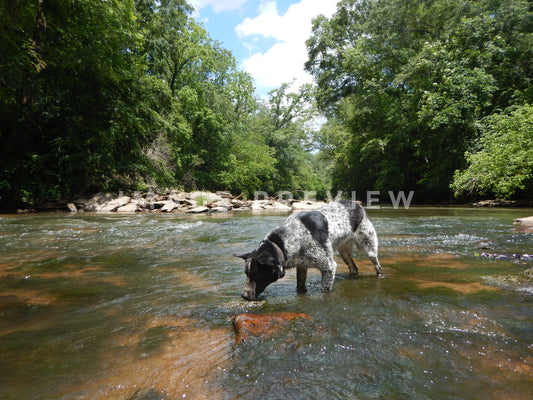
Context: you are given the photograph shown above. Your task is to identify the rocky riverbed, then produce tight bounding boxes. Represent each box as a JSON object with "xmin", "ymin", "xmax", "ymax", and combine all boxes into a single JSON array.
[{"xmin": 65, "ymin": 190, "xmax": 325, "ymax": 214}]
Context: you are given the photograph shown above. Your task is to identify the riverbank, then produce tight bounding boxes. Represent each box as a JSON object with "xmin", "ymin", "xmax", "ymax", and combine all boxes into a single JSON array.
[
  {"xmin": 56, "ymin": 190, "xmax": 325, "ymax": 214},
  {"xmin": 7, "ymin": 190, "xmax": 533, "ymax": 214}
]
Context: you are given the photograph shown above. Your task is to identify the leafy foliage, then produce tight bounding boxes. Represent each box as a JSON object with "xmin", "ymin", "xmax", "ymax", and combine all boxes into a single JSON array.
[
  {"xmin": 451, "ymin": 104, "xmax": 533, "ymax": 199},
  {"xmin": 1, "ymin": 0, "xmax": 150, "ymax": 205},
  {"xmin": 306, "ymin": 0, "xmax": 533, "ymax": 201},
  {"xmin": 0, "ymin": 0, "xmax": 325, "ymax": 207},
  {"xmin": 2, "ymin": 0, "xmax": 531, "ymax": 207}
]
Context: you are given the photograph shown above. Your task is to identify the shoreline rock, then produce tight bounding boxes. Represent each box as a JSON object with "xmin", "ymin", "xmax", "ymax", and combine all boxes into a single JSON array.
[{"xmin": 472, "ymin": 199, "xmax": 533, "ymax": 207}]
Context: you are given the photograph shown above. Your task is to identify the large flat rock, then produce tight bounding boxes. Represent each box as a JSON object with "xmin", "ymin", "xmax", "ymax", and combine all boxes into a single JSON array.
[{"xmin": 232, "ymin": 312, "xmax": 312, "ymax": 344}]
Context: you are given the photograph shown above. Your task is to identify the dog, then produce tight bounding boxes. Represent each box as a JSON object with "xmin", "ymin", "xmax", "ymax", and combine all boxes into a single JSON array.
[{"xmin": 235, "ymin": 200, "xmax": 383, "ymax": 300}]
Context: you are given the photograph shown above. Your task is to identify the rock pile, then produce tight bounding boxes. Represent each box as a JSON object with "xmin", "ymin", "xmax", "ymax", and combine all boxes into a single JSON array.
[{"xmin": 71, "ymin": 191, "xmax": 325, "ymax": 214}]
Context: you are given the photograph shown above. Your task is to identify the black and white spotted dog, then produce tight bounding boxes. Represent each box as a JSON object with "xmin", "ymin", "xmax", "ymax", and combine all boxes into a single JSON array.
[{"xmin": 235, "ymin": 200, "xmax": 383, "ymax": 300}]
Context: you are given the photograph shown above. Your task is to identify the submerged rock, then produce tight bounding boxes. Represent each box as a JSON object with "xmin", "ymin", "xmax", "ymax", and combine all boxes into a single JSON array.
[
  {"xmin": 478, "ymin": 251, "xmax": 532, "ymax": 261},
  {"xmin": 232, "ymin": 312, "xmax": 312, "ymax": 344},
  {"xmin": 483, "ymin": 269, "xmax": 533, "ymax": 295}
]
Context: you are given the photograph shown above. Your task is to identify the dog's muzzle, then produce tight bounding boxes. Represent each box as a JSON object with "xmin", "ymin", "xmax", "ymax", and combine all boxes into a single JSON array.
[{"xmin": 241, "ymin": 279, "xmax": 257, "ymax": 301}]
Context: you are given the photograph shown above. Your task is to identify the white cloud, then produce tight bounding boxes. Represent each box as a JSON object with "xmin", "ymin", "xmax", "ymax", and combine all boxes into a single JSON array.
[
  {"xmin": 236, "ymin": 0, "xmax": 338, "ymax": 94},
  {"xmin": 242, "ymin": 40, "xmax": 310, "ymax": 89},
  {"xmin": 190, "ymin": 0, "xmax": 250, "ymax": 13}
]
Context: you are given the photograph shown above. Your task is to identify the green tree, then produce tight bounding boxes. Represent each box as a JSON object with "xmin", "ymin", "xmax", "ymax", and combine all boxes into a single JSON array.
[
  {"xmin": 0, "ymin": 0, "xmax": 332, "ymax": 207},
  {"xmin": 255, "ymin": 83, "xmax": 327, "ymax": 196},
  {"xmin": 135, "ymin": 0, "xmax": 276, "ymax": 193},
  {"xmin": 0, "ymin": 0, "xmax": 153, "ymax": 206},
  {"xmin": 451, "ymin": 104, "xmax": 533, "ymax": 199},
  {"xmin": 306, "ymin": 0, "xmax": 533, "ymax": 201}
]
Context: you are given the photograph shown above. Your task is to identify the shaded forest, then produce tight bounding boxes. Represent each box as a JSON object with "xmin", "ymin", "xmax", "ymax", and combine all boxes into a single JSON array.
[{"xmin": 1, "ymin": 0, "xmax": 532, "ymax": 209}]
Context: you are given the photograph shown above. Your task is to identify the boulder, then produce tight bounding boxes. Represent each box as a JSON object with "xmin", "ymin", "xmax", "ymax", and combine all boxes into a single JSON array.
[
  {"xmin": 473, "ymin": 199, "xmax": 517, "ymax": 207},
  {"xmin": 251, "ymin": 201, "xmax": 266, "ymax": 211},
  {"xmin": 209, "ymin": 198, "xmax": 232, "ymax": 209},
  {"xmin": 117, "ymin": 203, "xmax": 137, "ymax": 213},
  {"xmin": 270, "ymin": 201, "xmax": 292, "ymax": 211},
  {"xmin": 182, "ymin": 198, "xmax": 197, "ymax": 207},
  {"xmin": 231, "ymin": 199, "xmax": 250, "ymax": 209},
  {"xmin": 99, "ymin": 203, "xmax": 119, "ymax": 213},
  {"xmin": 82, "ymin": 192, "xmax": 115, "ymax": 212},
  {"xmin": 66, "ymin": 203, "xmax": 77, "ymax": 213},
  {"xmin": 147, "ymin": 201, "xmax": 167, "ymax": 210},
  {"xmin": 161, "ymin": 200, "xmax": 179, "ymax": 213},
  {"xmin": 514, "ymin": 216, "xmax": 533, "ymax": 232},
  {"xmin": 168, "ymin": 190, "xmax": 187, "ymax": 202},
  {"xmin": 99, "ymin": 196, "xmax": 132, "ymax": 213},
  {"xmin": 131, "ymin": 198, "xmax": 149, "ymax": 210},
  {"xmin": 232, "ymin": 312, "xmax": 312, "ymax": 344},
  {"xmin": 109, "ymin": 196, "xmax": 131, "ymax": 207},
  {"xmin": 189, "ymin": 191, "xmax": 223, "ymax": 203},
  {"xmin": 249, "ymin": 200, "xmax": 292, "ymax": 211},
  {"xmin": 291, "ymin": 201, "xmax": 325, "ymax": 211}
]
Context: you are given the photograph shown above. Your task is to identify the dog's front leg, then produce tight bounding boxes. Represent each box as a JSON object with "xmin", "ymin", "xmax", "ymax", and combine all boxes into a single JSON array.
[
  {"xmin": 320, "ymin": 261, "xmax": 336, "ymax": 292},
  {"xmin": 297, "ymin": 266, "xmax": 308, "ymax": 293}
]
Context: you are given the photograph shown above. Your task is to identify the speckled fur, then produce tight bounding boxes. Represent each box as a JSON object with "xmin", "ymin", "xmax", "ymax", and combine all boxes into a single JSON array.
[{"xmin": 237, "ymin": 200, "xmax": 383, "ymax": 300}]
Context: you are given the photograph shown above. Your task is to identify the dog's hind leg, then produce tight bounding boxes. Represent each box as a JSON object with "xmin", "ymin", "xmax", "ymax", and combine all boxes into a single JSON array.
[
  {"xmin": 338, "ymin": 242, "xmax": 359, "ymax": 276},
  {"xmin": 297, "ymin": 266, "xmax": 308, "ymax": 293}
]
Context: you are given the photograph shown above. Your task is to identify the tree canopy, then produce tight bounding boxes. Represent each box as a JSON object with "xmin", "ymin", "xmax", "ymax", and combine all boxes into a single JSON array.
[
  {"xmin": 0, "ymin": 0, "xmax": 324, "ymax": 207},
  {"xmin": 1, "ymin": 0, "xmax": 532, "ymax": 208},
  {"xmin": 306, "ymin": 0, "xmax": 532, "ymax": 201}
]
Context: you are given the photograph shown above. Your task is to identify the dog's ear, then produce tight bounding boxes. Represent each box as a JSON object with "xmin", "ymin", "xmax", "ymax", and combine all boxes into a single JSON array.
[
  {"xmin": 233, "ymin": 252, "xmax": 253, "ymax": 260},
  {"xmin": 255, "ymin": 243, "xmax": 285, "ymax": 279},
  {"xmin": 256, "ymin": 251, "xmax": 276, "ymax": 266}
]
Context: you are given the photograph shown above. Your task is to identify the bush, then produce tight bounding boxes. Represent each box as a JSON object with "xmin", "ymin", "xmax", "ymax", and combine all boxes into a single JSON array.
[{"xmin": 451, "ymin": 104, "xmax": 533, "ymax": 199}]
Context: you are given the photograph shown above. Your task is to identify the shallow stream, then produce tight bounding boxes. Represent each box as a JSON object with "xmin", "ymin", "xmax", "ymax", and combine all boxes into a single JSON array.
[{"xmin": 1, "ymin": 207, "xmax": 532, "ymax": 399}]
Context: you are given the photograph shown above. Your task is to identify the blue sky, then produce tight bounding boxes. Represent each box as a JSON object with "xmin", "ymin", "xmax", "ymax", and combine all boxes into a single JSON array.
[{"xmin": 190, "ymin": 0, "xmax": 339, "ymax": 97}]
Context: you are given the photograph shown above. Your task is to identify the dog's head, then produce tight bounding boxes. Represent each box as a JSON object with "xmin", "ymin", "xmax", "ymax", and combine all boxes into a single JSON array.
[{"xmin": 234, "ymin": 241, "xmax": 285, "ymax": 301}]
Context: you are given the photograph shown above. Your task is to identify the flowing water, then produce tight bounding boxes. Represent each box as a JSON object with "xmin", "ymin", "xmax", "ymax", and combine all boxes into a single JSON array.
[{"xmin": 0, "ymin": 207, "xmax": 532, "ymax": 400}]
